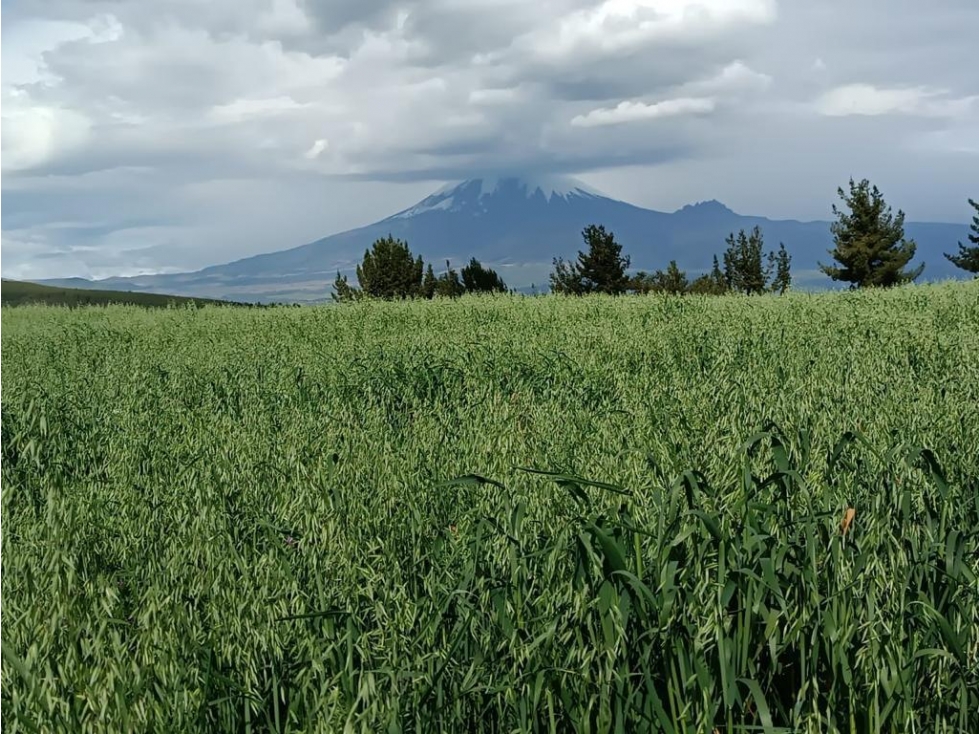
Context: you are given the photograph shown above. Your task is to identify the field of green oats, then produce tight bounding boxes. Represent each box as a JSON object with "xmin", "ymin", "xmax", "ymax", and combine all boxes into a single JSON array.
[{"xmin": 2, "ymin": 283, "xmax": 978, "ymax": 732}]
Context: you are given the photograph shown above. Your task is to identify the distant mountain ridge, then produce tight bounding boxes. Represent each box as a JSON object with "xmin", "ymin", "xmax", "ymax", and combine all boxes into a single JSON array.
[{"xmin": 33, "ymin": 174, "xmax": 970, "ymax": 303}]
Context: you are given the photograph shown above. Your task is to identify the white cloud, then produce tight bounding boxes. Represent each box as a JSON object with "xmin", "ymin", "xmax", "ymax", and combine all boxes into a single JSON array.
[
  {"xmin": 468, "ymin": 87, "xmax": 521, "ymax": 105},
  {"xmin": 571, "ymin": 96, "xmax": 715, "ymax": 127},
  {"xmin": 208, "ymin": 96, "xmax": 310, "ymax": 123},
  {"xmin": 257, "ymin": 0, "xmax": 312, "ymax": 35},
  {"xmin": 304, "ymin": 139, "xmax": 329, "ymax": 159},
  {"xmin": 681, "ymin": 59, "xmax": 772, "ymax": 97},
  {"xmin": 691, "ymin": 60, "xmax": 772, "ymax": 94},
  {"xmin": 524, "ymin": 0, "xmax": 777, "ymax": 62},
  {"xmin": 815, "ymin": 84, "xmax": 976, "ymax": 118},
  {"xmin": 1, "ymin": 92, "xmax": 93, "ymax": 171}
]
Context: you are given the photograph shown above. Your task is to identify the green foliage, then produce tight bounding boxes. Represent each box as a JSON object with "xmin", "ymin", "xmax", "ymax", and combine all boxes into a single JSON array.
[
  {"xmin": 690, "ymin": 256, "xmax": 730, "ymax": 295},
  {"xmin": 549, "ymin": 256, "xmax": 585, "ymax": 295},
  {"xmin": 3, "ymin": 283, "xmax": 979, "ymax": 732},
  {"xmin": 434, "ymin": 260, "xmax": 466, "ymax": 298},
  {"xmin": 771, "ymin": 243, "xmax": 792, "ymax": 294},
  {"xmin": 422, "ymin": 263, "xmax": 438, "ymax": 299},
  {"xmin": 632, "ymin": 261, "xmax": 689, "ymax": 295},
  {"xmin": 944, "ymin": 198, "xmax": 979, "ymax": 275},
  {"xmin": 820, "ymin": 178, "xmax": 925, "ymax": 288},
  {"xmin": 355, "ymin": 234, "xmax": 425, "ymax": 299},
  {"xmin": 461, "ymin": 258, "xmax": 507, "ymax": 294},
  {"xmin": 722, "ymin": 229, "xmax": 792, "ymax": 295},
  {"xmin": 723, "ymin": 227, "xmax": 770, "ymax": 294},
  {"xmin": 331, "ymin": 272, "xmax": 361, "ymax": 302},
  {"xmin": 550, "ymin": 224, "xmax": 631, "ymax": 295}
]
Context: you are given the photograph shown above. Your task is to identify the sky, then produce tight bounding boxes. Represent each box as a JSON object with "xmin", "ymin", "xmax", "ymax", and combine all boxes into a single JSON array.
[{"xmin": 2, "ymin": 0, "xmax": 977, "ymax": 280}]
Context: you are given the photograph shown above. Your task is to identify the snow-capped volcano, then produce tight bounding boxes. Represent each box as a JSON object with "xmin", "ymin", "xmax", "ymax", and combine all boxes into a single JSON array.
[{"xmin": 389, "ymin": 175, "xmax": 607, "ymax": 219}]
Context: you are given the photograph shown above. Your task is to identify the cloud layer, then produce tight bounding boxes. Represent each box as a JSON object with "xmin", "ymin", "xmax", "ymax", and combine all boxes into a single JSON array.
[{"xmin": 2, "ymin": 0, "xmax": 977, "ymax": 279}]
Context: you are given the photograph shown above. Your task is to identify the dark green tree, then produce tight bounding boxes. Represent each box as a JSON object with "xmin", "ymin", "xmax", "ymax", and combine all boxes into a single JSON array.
[
  {"xmin": 688, "ymin": 255, "xmax": 729, "ymax": 295},
  {"xmin": 659, "ymin": 260, "xmax": 689, "ymax": 295},
  {"xmin": 356, "ymin": 235, "xmax": 425, "ymax": 299},
  {"xmin": 820, "ymin": 178, "xmax": 924, "ymax": 288},
  {"xmin": 579, "ymin": 224, "xmax": 631, "ymax": 294},
  {"xmin": 723, "ymin": 226, "xmax": 771, "ymax": 294},
  {"xmin": 422, "ymin": 263, "xmax": 438, "ymax": 299},
  {"xmin": 944, "ymin": 198, "xmax": 979, "ymax": 276},
  {"xmin": 332, "ymin": 272, "xmax": 361, "ymax": 302},
  {"xmin": 549, "ymin": 257, "xmax": 586, "ymax": 295},
  {"xmin": 770, "ymin": 243, "xmax": 792, "ymax": 294},
  {"xmin": 630, "ymin": 271, "xmax": 657, "ymax": 294},
  {"xmin": 550, "ymin": 224, "xmax": 631, "ymax": 295},
  {"xmin": 631, "ymin": 262, "xmax": 689, "ymax": 294},
  {"xmin": 434, "ymin": 260, "xmax": 465, "ymax": 298},
  {"xmin": 461, "ymin": 258, "xmax": 508, "ymax": 293}
]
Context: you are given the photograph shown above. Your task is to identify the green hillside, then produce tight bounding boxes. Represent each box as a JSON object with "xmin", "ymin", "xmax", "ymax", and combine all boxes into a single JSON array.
[{"xmin": 0, "ymin": 279, "xmax": 249, "ymax": 308}]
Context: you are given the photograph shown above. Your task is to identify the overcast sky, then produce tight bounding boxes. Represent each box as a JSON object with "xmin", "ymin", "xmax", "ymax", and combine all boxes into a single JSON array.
[{"xmin": 2, "ymin": 0, "xmax": 977, "ymax": 279}]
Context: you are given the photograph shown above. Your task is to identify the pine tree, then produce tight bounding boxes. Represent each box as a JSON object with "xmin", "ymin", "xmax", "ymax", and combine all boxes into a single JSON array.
[
  {"xmin": 422, "ymin": 264, "xmax": 438, "ymax": 299},
  {"xmin": 550, "ymin": 224, "xmax": 631, "ymax": 295},
  {"xmin": 630, "ymin": 271, "xmax": 656, "ymax": 294},
  {"xmin": 461, "ymin": 258, "xmax": 508, "ymax": 293},
  {"xmin": 820, "ymin": 178, "xmax": 924, "ymax": 288},
  {"xmin": 549, "ymin": 257, "xmax": 584, "ymax": 295},
  {"xmin": 356, "ymin": 235, "xmax": 425, "ymax": 299},
  {"xmin": 434, "ymin": 260, "xmax": 465, "ymax": 298},
  {"xmin": 770, "ymin": 244, "xmax": 792, "ymax": 294},
  {"xmin": 650, "ymin": 260, "xmax": 689, "ymax": 294},
  {"xmin": 332, "ymin": 272, "xmax": 361, "ymax": 302},
  {"xmin": 723, "ymin": 227, "xmax": 771, "ymax": 294},
  {"xmin": 578, "ymin": 224, "xmax": 631, "ymax": 294},
  {"xmin": 689, "ymin": 257, "xmax": 728, "ymax": 296},
  {"xmin": 944, "ymin": 198, "xmax": 979, "ymax": 276},
  {"xmin": 710, "ymin": 255, "xmax": 726, "ymax": 292}
]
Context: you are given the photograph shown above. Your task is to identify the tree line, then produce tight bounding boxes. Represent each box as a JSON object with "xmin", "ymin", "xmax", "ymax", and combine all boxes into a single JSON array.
[
  {"xmin": 333, "ymin": 179, "xmax": 979, "ymax": 301},
  {"xmin": 333, "ymin": 240, "xmax": 507, "ymax": 301}
]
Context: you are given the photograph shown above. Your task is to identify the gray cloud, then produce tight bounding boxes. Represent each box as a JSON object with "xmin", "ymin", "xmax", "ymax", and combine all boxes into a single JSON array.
[{"xmin": 2, "ymin": 0, "xmax": 976, "ymax": 279}]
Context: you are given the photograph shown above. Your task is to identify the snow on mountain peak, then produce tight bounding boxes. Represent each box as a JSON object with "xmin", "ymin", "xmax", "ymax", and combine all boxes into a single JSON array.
[
  {"xmin": 390, "ymin": 174, "xmax": 606, "ymax": 219},
  {"xmin": 472, "ymin": 175, "xmax": 604, "ymax": 200}
]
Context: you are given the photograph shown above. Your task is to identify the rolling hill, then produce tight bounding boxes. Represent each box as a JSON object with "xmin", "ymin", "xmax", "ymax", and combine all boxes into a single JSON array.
[{"xmin": 1, "ymin": 279, "xmax": 250, "ymax": 308}]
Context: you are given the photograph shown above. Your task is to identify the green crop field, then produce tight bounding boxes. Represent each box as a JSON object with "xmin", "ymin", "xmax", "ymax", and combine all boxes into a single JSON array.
[{"xmin": 2, "ymin": 284, "xmax": 978, "ymax": 733}]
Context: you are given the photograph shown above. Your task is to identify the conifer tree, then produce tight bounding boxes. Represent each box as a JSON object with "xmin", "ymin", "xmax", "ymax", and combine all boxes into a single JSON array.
[
  {"xmin": 710, "ymin": 255, "xmax": 726, "ymax": 292},
  {"xmin": 658, "ymin": 260, "xmax": 689, "ymax": 294},
  {"xmin": 434, "ymin": 261, "xmax": 465, "ymax": 298},
  {"xmin": 630, "ymin": 271, "xmax": 656, "ymax": 294},
  {"xmin": 723, "ymin": 227, "xmax": 771, "ymax": 294},
  {"xmin": 550, "ymin": 224, "xmax": 631, "ymax": 295},
  {"xmin": 689, "ymin": 256, "xmax": 728, "ymax": 295},
  {"xmin": 944, "ymin": 198, "xmax": 979, "ymax": 276},
  {"xmin": 422, "ymin": 264, "xmax": 438, "ymax": 299},
  {"xmin": 332, "ymin": 272, "xmax": 360, "ymax": 302},
  {"xmin": 820, "ymin": 178, "xmax": 924, "ymax": 288},
  {"xmin": 550, "ymin": 257, "xmax": 585, "ymax": 294},
  {"xmin": 579, "ymin": 224, "xmax": 631, "ymax": 294},
  {"xmin": 461, "ymin": 258, "xmax": 508, "ymax": 293},
  {"xmin": 356, "ymin": 235, "xmax": 425, "ymax": 299},
  {"xmin": 770, "ymin": 244, "xmax": 792, "ymax": 294}
]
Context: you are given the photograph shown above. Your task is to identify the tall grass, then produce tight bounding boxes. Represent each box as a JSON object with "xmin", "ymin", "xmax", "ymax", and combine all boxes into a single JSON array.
[{"xmin": 2, "ymin": 283, "xmax": 978, "ymax": 732}]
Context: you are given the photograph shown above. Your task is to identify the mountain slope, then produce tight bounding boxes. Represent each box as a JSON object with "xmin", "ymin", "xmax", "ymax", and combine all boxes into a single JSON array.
[
  {"xmin": 0, "ymin": 279, "xmax": 249, "ymax": 308},
  {"xmin": 34, "ymin": 175, "xmax": 970, "ymax": 302}
]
